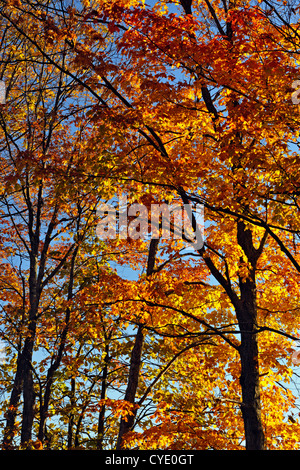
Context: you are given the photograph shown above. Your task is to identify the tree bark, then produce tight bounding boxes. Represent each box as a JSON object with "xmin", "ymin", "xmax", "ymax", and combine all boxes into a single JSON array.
[
  {"xmin": 3, "ymin": 314, "xmax": 37, "ymax": 449},
  {"xmin": 116, "ymin": 325, "xmax": 144, "ymax": 450},
  {"xmin": 37, "ymin": 308, "xmax": 71, "ymax": 443},
  {"xmin": 20, "ymin": 326, "xmax": 37, "ymax": 446},
  {"xmin": 67, "ymin": 376, "xmax": 76, "ymax": 449},
  {"xmin": 20, "ymin": 246, "xmax": 40, "ymax": 447},
  {"xmin": 235, "ymin": 220, "xmax": 265, "ymax": 450},
  {"xmin": 97, "ymin": 341, "xmax": 110, "ymax": 450},
  {"xmin": 179, "ymin": 187, "xmax": 265, "ymax": 449},
  {"xmin": 116, "ymin": 238, "xmax": 159, "ymax": 450},
  {"xmin": 37, "ymin": 244, "xmax": 77, "ymax": 445},
  {"xmin": 3, "ymin": 352, "xmax": 25, "ymax": 449},
  {"xmin": 238, "ymin": 319, "xmax": 264, "ymax": 450}
]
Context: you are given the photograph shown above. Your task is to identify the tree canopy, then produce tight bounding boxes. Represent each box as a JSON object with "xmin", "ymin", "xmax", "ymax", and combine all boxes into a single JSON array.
[{"xmin": 0, "ymin": 0, "xmax": 300, "ymax": 451}]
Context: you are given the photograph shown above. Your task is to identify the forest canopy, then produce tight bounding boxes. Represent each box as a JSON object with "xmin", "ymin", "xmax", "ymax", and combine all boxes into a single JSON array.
[{"xmin": 0, "ymin": 0, "xmax": 300, "ymax": 451}]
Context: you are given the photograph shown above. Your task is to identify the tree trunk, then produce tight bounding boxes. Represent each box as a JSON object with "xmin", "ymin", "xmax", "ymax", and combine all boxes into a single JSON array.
[
  {"xmin": 38, "ymin": 306, "xmax": 72, "ymax": 443},
  {"xmin": 38, "ymin": 247, "xmax": 77, "ymax": 445},
  {"xmin": 3, "ymin": 352, "xmax": 25, "ymax": 449},
  {"xmin": 97, "ymin": 342, "xmax": 109, "ymax": 450},
  {"xmin": 19, "ymin": 246, "xmax": 40, "ymax": 448},
  {"xmin": 236, "ymin": 220, "xmax": 265, "ymax": 450},
  {"xmin": 67, "ymin": 376, "xmax": 76, "ymax": 449},
  {"xmin": 20, "ymin": 328, "xmax": 36, "ymax": 447},
  {"xmin": 116, "ymin": 325, "xmax": 144, "ymax": 450},
  {"xmin": 199, "ymin": 209, "xmax": 266, "ymax": 449},
  {"xmin": 3, "ymin": 262, "xmax": 39, "ymax": 449},
  {"xmin": 238, "ymin": 320, "xmax": 264, "ymax": 450},
  {"xmin": 191, "ymin": 199, "xmax": 266, "ymax": 449},
  {"xmin": 116, "ymin": 238, "xmax": 159, "ymax": 450}
]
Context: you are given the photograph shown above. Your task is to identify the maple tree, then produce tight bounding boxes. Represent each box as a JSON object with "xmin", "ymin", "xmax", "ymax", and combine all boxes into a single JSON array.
[{"xmin": 0, "ymin": 0, "xmax": 300, "ymax": 452}]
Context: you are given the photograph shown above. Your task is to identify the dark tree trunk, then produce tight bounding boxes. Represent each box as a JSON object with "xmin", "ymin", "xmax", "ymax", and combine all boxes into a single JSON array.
[
  {"xmin": 67, "ymin": 376, "xmax": 76, "ymax": 449},
  {"xmin": 179, "ymin": 0, "xmax": 193, "ymax": 15},
  {"xmin": 238, "ymin": 322, "xmax": 264, "ymax": 450},
  {"xmin": 3, "ymin": 352, "xmax": 25, "ymax": 449},
  {"xmin": 199, "ymin": 216, "xmax": 266, "ymax": 449},
  {"xmin": 38, "ymin": 247, "xmax": 77, "ymax": 445},
  {"xmin": 97, "ymin": 342, "xmax": 109, "ymax": 450},
  {"xmin": 20, "ymin": 328, "xmax": 36, "ymax": 447},
  {"xmin": 19, "ymin": 209, "xmax": 40, "ymax": 447},
  {"xmin": 181, "ymin": 185, "xmax": 266, "ymax": 450},
  {"xmin": 116, "ymin": 238, "xmax": 159, "ymax": 450},
  {"xmin": 116, "ymin": 325, "xmax": 144, "ymax": 450},
  {"xmin": 38, "ymin": 306, "xmax": 72, "ymax": 443},
  {"xmin": 235, "ymin": 220, "xmax": 265, "ymax": 450},
  {"xmin": 20, "ymin": 257, "xmax": 39, "ymax": 448},
  {"xmin": 3, "ymin": 258, "xmax": 39, "ymax": 449}
]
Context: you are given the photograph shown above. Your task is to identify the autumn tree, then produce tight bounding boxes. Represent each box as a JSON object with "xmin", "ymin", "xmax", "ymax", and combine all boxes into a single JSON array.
[
  {"xmin": 1, "ymin": 0, "xmax": 300, "ymax": 451},
  {"xmin": 0, "ymin": 9, "xmax": 117, "ymax": 448}
]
